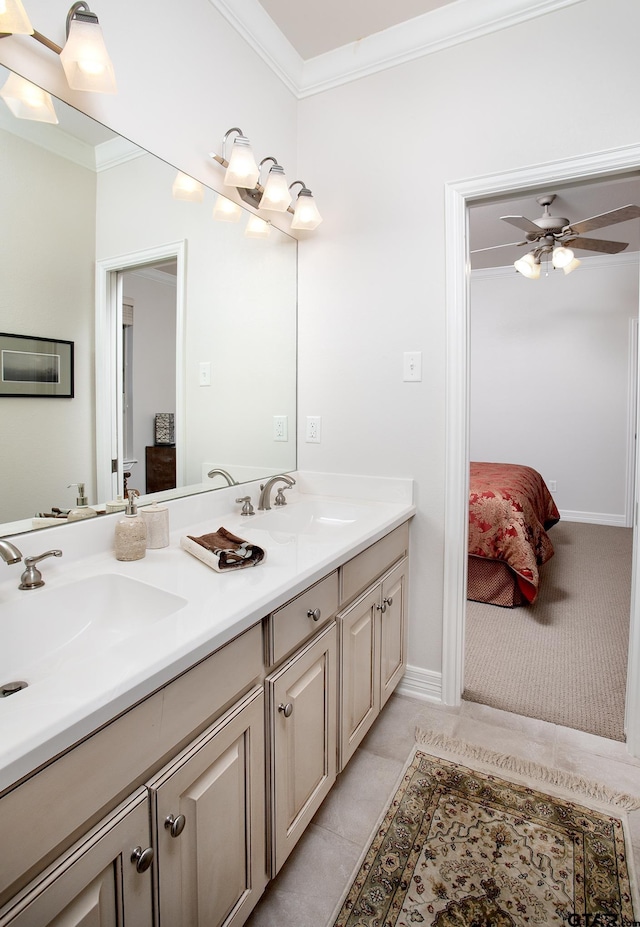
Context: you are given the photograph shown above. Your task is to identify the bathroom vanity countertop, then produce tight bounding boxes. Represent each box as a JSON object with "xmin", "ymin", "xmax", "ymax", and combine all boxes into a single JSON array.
[{"xmin": 0, "ymin": 485, "xmax": 414, "ymax": 793}]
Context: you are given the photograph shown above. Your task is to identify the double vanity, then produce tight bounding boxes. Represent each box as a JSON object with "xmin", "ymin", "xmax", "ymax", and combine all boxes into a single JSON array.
[{"xmin": 0, "ymin": 472, "xmax": 414, "ymax": 926}]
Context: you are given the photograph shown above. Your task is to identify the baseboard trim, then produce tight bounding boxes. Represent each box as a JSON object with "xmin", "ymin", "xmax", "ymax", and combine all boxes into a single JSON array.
[
  {"xmin": 397, "ymin": 665, "xmax": 442, "ymax": 703},
  {"xmin": 559, "ymin": 509, "xmax": 628, "ymax": 528}
]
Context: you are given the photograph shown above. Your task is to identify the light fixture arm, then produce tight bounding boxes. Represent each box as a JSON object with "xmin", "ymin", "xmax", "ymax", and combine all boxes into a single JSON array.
[{"xmin": 220, "ymin": 127, "xmax": 243, "ymax": 164}]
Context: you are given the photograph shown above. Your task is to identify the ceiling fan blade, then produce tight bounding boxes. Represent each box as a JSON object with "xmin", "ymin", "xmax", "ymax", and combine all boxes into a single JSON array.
[
  {"xmin": 500, "ymin": 215, "xmax": 541, "ymax": 234},
  {"xmin": 567, "ymin": 204, "xmax": 640, "ymax": 235},
  {"xmin": 568, "ymin": 237, "xmax": 629, "ymax": 254},
  {"xmin": 470, "ymin": 241, "xmax": 526, "ymax": 254}
]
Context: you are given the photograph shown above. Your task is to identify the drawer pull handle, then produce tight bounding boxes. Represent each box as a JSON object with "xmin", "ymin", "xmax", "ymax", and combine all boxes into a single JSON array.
[
  {"xmin": 278, "ymin": 702, "xmax": 293, "ymax": 718},
  {"xmin": 307, "ymin": 607, "xmax": 322, "ymax": 622},
  {"xmin": 131, "ymin": 846, "xmax": 154, "ymax": 873},
  {"xmin": 165, "ymin": 813, "xmax": 186, "ymax": 838}
]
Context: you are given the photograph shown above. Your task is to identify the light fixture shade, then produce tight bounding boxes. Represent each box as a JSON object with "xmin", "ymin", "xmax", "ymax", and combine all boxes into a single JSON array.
[
  {"xmin": 224, "ymin": 136, "xmax": 260, "ymax": 189},
  {"xmin": 60, "ymin": 18, "xmax": 117, "ymax": 94},
  {"xmin": 172, "ymin": 172, "xmax": 204, "ymax": 202},
  {"xmin": 245, "ymin": 215, "xmax": 270, "ymax": 239},
  {"xmin": 259, "ymin": 165, "xmax": 292, "ymax": 212},
  {"xmin": 291, "ymin": 188, "xmax": 322, "ymax": 230},
  {"xmin": 552, "ymin": 245, "xmax": 575, "ymax": 269},
  {"xmin": 514, "ymin": 252, "xmax": 541, "ymax": 279},
  {"xmin": 213, "ymin": 194, "xmax": 242, "ymax": 222},
  {"xmin": 0, "ymin": 72, "xmax": 58, "ymax": 123},
  {"xmin": 0, "ymin": 0, "xmax": 34, "ymax": 34},
  {"xmin": 563, "ymin": 257, "xmax": 581, "ymax": 275}
]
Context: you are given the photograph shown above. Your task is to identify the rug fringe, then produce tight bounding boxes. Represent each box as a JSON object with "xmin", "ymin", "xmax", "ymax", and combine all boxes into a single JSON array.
[{"xmin": 415, "ymin": 728, "xmax": 640, "ymax": 811}]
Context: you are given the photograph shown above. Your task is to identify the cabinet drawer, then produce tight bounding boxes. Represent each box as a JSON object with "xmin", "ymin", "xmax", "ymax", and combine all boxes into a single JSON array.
[
  {"xmin": 341, "ymin": 522, "xmax": 409, "ymax": 605},
  {"xmin": 267, "ymin": 571, "xmax": 339, "ymax": 666}
]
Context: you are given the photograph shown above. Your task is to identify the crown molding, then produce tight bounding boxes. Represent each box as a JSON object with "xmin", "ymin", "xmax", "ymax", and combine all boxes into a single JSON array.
[{"xmin": 208, "ymin": 0, "xmax": 586, "ymax": 98}]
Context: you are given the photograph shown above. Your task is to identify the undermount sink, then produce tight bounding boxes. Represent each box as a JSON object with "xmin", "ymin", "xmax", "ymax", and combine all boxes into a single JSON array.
[
  {"xmin": 250, "ymin": 499, "xmax": 368, "ymax": 535},
  {"xmin": 0, "ymin": 574, "xmax": 187, "ymax": 690}
]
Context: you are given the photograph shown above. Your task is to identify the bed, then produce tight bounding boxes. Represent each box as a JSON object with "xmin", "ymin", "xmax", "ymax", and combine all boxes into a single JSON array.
[{"xmin": 468, "ymin": 462, "xmax": 560, "ymax": 606}]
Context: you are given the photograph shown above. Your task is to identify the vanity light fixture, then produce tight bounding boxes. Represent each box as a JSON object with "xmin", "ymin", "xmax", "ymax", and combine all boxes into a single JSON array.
[
  {"xmin": 0, "ymin": 0, "xmax": 33, "ymax": 34},
  {"xmin": 0, "ymin": 71, "xmax": 58, "ymax": 122},
  {"xmin": 258, "ymin": 157, "xmax": 292, "ymax": 212},
  {"xmin": 0, "ymin": 2, "xmax": 117, "ymax": 94},
  {"xmin": 211, "ymin": 127, "xmax": 260, "ymax": 189},
  {"xmin": 245, "ymin": 215, "xmax": 270, "ymax": 239},
  {"xmin": 289, "ymin": 181, "xmax": 323, "ymax": 231},
  {"xmin": 213, "ymin": 194, "xmax": 242, "ymax": 222},
  {"xmin": 172, "ymin": 171, "xmax": 204, "ymax": 202}
]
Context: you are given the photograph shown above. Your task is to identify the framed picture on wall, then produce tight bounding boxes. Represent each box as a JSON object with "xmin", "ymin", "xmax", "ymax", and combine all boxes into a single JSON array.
[{"xmin": 0, "ymin": 333, "xmax": 74, "ymax": 398}]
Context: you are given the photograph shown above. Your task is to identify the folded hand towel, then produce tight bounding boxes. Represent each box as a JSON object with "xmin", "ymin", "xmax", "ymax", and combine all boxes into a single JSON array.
[{"xmin": 181, "ymin": 526, "xmax": 266, "ymax": 572}]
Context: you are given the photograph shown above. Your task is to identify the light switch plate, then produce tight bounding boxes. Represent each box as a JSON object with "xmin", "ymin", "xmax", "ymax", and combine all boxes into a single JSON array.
[
  {"xmin": 199, "ymin": 361, "xmax": 211, "ymax": 386},
  {"xmin": 403, "ymin": 351, "xmax": 422, "ymax": 382}
]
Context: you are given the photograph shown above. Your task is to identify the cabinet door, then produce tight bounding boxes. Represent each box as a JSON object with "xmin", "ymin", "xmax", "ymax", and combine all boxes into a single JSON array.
[
  {"xmin": 151, "ymin": 687, "xmax": 266, "ymax": 927},
  {"xmin": 0, "ymin": 790, "xmax": 153, "ymax": 927},
  {"xmin": 267, "ymin": 622, "xmax": 337, "ymax": 876},
  {"xmin": 380, "ymin": 557, "xmax": 407, "ymax": 709},
  {"xmin": 338, "ymin": 585, "xmax": 380, "ymax": 771}
]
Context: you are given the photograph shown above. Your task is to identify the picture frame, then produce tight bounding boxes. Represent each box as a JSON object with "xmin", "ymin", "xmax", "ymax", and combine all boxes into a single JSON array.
[{"xmin": 0, "ymin": 333, "xmax": 74, "ymax": 398}]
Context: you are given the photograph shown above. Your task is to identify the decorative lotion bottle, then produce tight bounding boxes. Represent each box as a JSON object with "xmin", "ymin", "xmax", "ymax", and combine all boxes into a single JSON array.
[{"xmin": 115, "ymin": 490, "xmax": 147, "ymax": 561}]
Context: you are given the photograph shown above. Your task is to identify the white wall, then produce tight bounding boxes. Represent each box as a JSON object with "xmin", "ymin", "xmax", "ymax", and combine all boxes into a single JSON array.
[
  {"xmin": 470, "ymin": 255, "xmax": 639, "ymax": 525},
  {"xmin": 0, "ymin": 128, "xmax": 96, "ymax": 521},
  {"xmin": 296, "ymin": 0, "xmax": 640, "ymax": 679}
]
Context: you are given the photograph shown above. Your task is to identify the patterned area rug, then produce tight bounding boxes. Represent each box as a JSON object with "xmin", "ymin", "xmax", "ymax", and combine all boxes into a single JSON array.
[{"xmin": 332, "ymin": 750, "xmax": 637, "ymax": 927}]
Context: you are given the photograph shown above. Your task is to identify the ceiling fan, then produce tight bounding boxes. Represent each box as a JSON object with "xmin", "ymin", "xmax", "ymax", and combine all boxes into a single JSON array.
[{"xmin": 474, "ymin": 193, "xmax": 640, "ymax": 278}]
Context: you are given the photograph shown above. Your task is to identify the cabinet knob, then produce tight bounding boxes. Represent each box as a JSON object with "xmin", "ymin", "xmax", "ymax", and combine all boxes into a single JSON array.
[
  {"xmin": 307, "ymin": 607, "xmax": 321, "ymax": 622},
  {"xmin": 165, "ymin": 813, "xmax": 186, "ymax": 838},
  {"xmin": 384, "ymin": 596, "xmax": 393, "ymax": 607},
  {"xmin": 278, "ymin": 702, "xmax": 293, "ymax": 718},
  {"xmin": 131, "ymin": 846, "xmax": 154, "ymax": 873},
  {"xmin": 376, "ymin": 602, "xmax": 387, "ymax": 613}
]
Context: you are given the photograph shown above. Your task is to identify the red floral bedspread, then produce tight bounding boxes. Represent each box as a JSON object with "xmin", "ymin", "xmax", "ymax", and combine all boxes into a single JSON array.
[{"xmin": 469, "ymin": 462, "xmax": 560, "ymax": 604}]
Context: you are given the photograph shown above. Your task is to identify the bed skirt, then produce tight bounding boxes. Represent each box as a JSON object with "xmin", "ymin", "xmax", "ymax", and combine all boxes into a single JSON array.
[{"xmin": 467, "ymin": 555, "xmax": 524, "ymax": 607}]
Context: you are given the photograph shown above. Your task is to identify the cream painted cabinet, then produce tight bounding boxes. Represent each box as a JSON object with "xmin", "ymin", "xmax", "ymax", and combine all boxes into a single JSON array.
[
  {"xmin": 266, "ymin": 622, "xmax": 337, "ymax": 876},
  {"xmin": 339, "ymin": 555, "xmax": 408, "ymax": 770},
  {"xmin": 0, "ymin": 790, "xmax": 153, "ymax": 927},
  {"xmin": 148, "ymin": 686, "xmax": 267, "ymax": 927}
]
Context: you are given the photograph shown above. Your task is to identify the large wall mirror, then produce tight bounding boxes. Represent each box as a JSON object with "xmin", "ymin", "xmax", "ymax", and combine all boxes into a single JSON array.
[{"xmin": 0, "ymin": 65, "xmax": 297, "ymax": 537}]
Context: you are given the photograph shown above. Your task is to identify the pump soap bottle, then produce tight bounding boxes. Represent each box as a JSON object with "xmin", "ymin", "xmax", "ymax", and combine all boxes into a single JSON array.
[
  {"xmin": 115, "ymin": 490, "xmax": 147, "ymax": 561},
  {"xmin": 67, "ymin": 483, "xmax": 97, "ymax": 521}
]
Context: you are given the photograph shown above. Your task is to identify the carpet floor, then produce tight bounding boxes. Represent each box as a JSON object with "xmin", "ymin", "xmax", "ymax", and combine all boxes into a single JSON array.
[
  {"xmin": 331, "ymin": 747, "xmax": 638, "ymax": 926},
  {"xmin": 464, "ymin": 522, "xmax": 632, "ymax": 742}
]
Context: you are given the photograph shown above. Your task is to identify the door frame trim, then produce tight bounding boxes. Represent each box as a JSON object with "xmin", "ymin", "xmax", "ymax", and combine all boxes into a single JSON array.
[{"xmin": 442, "ymin": 143, "xmax": 640, "ymax": 755}]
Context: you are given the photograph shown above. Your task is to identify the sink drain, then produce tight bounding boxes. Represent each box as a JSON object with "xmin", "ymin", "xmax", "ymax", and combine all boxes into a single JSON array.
[{"xmin": 0, "ymin": 681, "xmax": 28, "ymax": 698}]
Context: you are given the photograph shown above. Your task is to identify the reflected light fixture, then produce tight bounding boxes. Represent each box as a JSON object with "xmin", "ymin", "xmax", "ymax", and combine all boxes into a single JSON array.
[
  {"xmin": 258, "ymin": 157, "xmax": 292, "ymax": 212},
  {"xmin": 289, "ymin": 181, "xmax": 323, "ymax": 231},
  {"xmin": 0, "ymin": 71, "xmax": 58, "ymax": 122},
  {"xmin": 514, "ymin": 251, "xmax": 541, "ymax": 279},
  {"xmin": 172, "ymin": 172, "xmax": 204, "ymax": 202},
  {"xmin": 213, "ymin": 194, "xmax": 242, "ymax": 222},
  {"xmin": 0, "ymin": 0, "xmax": 33, "ymax": 34},
  {"xmin": 0, "ymin": 2, "xmax": 116, "ymax": 94},
  {"xmin": 245, "ymin": 215, "xmax": 270, "ymax": 239}
]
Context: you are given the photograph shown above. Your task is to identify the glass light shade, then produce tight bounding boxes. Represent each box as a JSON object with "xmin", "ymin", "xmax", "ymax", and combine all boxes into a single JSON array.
[
  {"xmin": 259, "ymin": 166, "xmax": 292, "ymax": 212},
  {"xmin": 224, "ymin": 137, "xmax": 260, "ymax": 189},
  {"xmin": 514, "ymin": 252, "xmax": 541, "ymax": 279},
  {"xmin": 0, "ymin": 0, "xmax": 34, "ymax": 34},
  {"xmin": 245, "ymin": 215, "xmax": 270, "ymax": 239},
  {"xmin": 0, "ymin": 73, "xmax": 58, "ymax": 123},
  {"xmin": 291, "ymin": 190, "xmax": 322, "ymax": 231},
  {"xmin": 552, "ymin": 245, "xmax": 575, "ymax": 269},
  {"xmin": 563, "ymin": 257, "xmax": 581, "ymax": 275},
  {"xmin": 172, "ymin": 172, "xmax": 204, "ymax": 202},
  {"xmin": 213, "ymin": 195, "xmax": 242, "ymax": 222},
  {"xmin": 60, "ymin": 19, "xmax": 117, "ymax": 94}
]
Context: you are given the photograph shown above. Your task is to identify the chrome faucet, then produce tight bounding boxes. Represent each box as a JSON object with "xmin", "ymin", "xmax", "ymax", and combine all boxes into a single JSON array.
[
  {"xmin": 0, "ymin": 540, "xmax": 22, "ymax": 565},
  {"xmin": 19, "ymin": 550, "xmax": 63, "ymax": 590},
  {"xmin": 258, "ymin": 474, "xmax": 296, "ymax": 511},
  {"xmin": 207, "ymin": 468, "xmax": 238, "ymax": 486}
]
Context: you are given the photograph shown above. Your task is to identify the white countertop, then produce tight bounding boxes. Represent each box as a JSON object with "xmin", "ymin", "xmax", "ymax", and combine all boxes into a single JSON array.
[{"xmin": 0, "ymin": 472, "xmax": 414, "ymax": 793}]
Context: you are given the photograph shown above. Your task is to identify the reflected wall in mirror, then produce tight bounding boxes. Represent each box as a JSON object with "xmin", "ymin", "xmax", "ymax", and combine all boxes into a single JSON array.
[{"xmin": 0, "ymin": 65, "xmax": 297, "ymax": 536}]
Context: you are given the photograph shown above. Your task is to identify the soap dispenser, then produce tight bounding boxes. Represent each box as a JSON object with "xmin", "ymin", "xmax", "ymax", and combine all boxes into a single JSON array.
[
  {"xmin": 115, "ymin": 490, "xmax": 147, "ymax": 561},
  {"xmin": 67, "ymin": 483, "xmax": 97, "ymax": 521}
]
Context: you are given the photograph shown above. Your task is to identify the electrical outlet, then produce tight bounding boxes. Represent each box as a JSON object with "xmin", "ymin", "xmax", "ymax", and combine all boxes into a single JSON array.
[
  {"xmin": 273, "ymin": 415, "xmax": 288, "ymax": 441},
  {"xmin": 306, "ymin": 415, "xmax": 321, "ymax": 443}
]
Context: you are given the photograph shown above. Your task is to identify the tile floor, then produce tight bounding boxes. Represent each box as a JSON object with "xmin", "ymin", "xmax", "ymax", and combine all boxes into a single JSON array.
[{"xmin": 245, "ymin": 693, "xmax": 640, "ymax": 927}]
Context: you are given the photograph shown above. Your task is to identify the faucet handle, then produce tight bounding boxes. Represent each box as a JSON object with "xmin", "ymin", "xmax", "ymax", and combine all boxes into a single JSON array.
[
  {"xmin": 235, "ymin": 496, "xmax": 255, "ymax": 516},
  {"xmin": 19, "ymin": 549, "xmax": 63, "ymax": 590},
  {"xmin": 274, "ymin": 487, "xmax": 290, "ymax": 506}
]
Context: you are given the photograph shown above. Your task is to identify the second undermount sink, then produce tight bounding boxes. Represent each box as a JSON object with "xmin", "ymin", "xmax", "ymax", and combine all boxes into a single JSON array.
[{"xmin": 0, "ymin": 573, "xmax": 188, "ymax": 689}]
